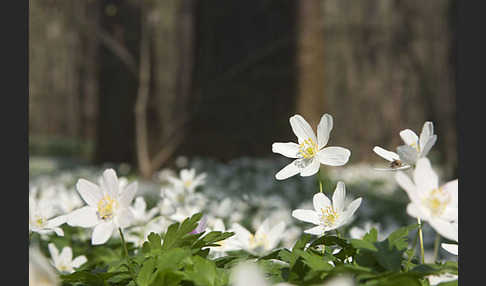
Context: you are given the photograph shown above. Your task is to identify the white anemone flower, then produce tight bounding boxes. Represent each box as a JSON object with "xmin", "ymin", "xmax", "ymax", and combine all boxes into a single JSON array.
[
  {"xmin": 29, "ymin": 246, "xmax": 60, "ymax": 286},
  {"xmin": 47, "ymin": 243, "xmax": 87, "ymax": 274},
  {"xmin": 372, "ymin": 146, "xmax": 411, "ymax": 171},
  {"xmin": 29, "ymin": 192, "xmax": 66, "ymax": 237},
  {"xmin": 292, "ymin": 182, "xmax": 362, "ymax": 236},
  {"xmin": 231, "ymin": 219, "xmax": 286, "ymax": 254},
  {"xmin": 395, "ymin": 158, "xmax": 458, "ymax": 241},
  {"xmin": 207, "ymin": 218, "xmax": 241, "ymax": 257},
  {"xmin": 67, "ymin": 169, "xmax": 138, "ymax": 245},
  {"xmin": 130, "ymin": 196, "xmax": 159, "ymax": 225},
  {"xmin": 272, "ymin": 114, "xmax": 351, "ymax": 180},
  {"xmin": 168, "ymin": 168, "xmax": 207, "ymax": 192},
  {"xmin": 441, "ymin": 243, "xmax": 458, "ymax": 256},
  {"xmin": 396, "ymin": 121, "xmax": 437, "ymax": 166}
]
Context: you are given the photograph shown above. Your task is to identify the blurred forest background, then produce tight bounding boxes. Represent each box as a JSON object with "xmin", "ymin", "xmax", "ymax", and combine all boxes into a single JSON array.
[{"xmin": 29, "ymin": 0, "xmax": 457, "ymax": 179}]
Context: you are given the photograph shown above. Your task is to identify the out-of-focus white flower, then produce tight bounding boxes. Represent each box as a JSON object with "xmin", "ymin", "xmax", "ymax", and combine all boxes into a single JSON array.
[
  {"xmin": 441, "ymin": 243, "xmax": 458, "ymax": 256},
  {"xmin": 272, "ymin": 114, "xmax": 351, "ymax": 180},
  {"xmin": 30, "ymin": 246, "xmax": 60, "ymax": 286},
  {"xmin": 349, "ymin": 222, "xmax": 383, "ymax": 241},
  {"xmin": 57, "ymin": 190, "xmax": 84, "ymax": 215},
  {"xmin": 231, "ymin": 219, "xmax": 285, "ymax": 255},
  {"xmin": 230, "ymin": 261, "xmax": 270, "ymax": 286},
  {"xmin": 395, "ymin": 158, "xmax": 458, "ymax": 241},
  {"xmin": 372, "ymin": 146, "xmax": 411, "ymax": 171},
  {"xmin": 206, "ymin": 218, "xmax": 241, "ymax": 257},
  {"xmin": 322, "ymin": 275, "xmax": 356, "ymax": 286},
  {"xmin": 168, "ymin": 168, "xmax": 207, "ymax": 193},
  {"xmin": 427, "ymin": 273, "xmax": 458, "ymax": 286},
  {"xmin": 130, "ymin": 196, "xmax": 159, "ymax": 225},
  {"xmin": 292, "ymin": 182, "xmax": 362, "ymax": 236},
  {"xmin": 29, "ymin": 192, "xmax": 66, "ymax": 237},
  {"xmin": 396, "ymin": 121, "xmax": 437, "ymax": 166},
  {"xmin": 67, "ymin": 169, "xmax": 138, "ymax": 245},
  {"xmin": 47, "ymin": 243, "xmax": 87, "ymax": 273},
  {"xmin": 125, "ymin": 219, "xmax": 164, "ymax": 248}
]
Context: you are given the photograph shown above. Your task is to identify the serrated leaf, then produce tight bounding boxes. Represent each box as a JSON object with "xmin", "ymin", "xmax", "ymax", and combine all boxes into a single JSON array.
[
  {"xmin": 351, "ymin": 239, "xmax": 378, "ymax": 252},
  {"xmin": 136, "ymin": 257, "xmax": 157, "ymax": 286},
  {"xmin": 162, "ymin": 213, "xmax": 203, "ymax": 250}
]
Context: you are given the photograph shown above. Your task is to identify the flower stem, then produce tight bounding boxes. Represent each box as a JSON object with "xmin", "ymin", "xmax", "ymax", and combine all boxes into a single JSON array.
[
  {"xmin": 318, "ymin": 168, "xmax": 323, "ymax": 193},
  {"xmin": 118, "ymin": 228, "xmax": 129, "ymax": 258},
  {"xmin": 433, "ymin": 233, "xmax": 441, "ymax": 262},
  {"xmin": 417, "ymin": 218, "xmax": 425, "ymax": 264}
]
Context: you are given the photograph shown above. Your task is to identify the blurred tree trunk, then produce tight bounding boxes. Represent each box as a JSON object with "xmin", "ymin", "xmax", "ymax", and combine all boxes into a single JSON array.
[{"xmin": 295, "ymin": 0, "xmax": 326, "ymax": 127}]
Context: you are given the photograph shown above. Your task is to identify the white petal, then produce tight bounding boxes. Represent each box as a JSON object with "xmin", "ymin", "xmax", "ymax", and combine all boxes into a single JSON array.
[
  {"xmin": 289, "ymin": 114, "xmax": 317, "ymax": 142},
  {"xmin": 47, "ymin": 243, "xmax": 59, "ymax": 262},
  {"xmin": 317, "ymin": 147, "xmax": 350, "ymax": 166},
  {"xmin": 47, "ymin": 215, "xmax": 67, "ymax": 228},
  {"xmin": 413, "ymin": 158, "xmax": 438, "ymax": 191},
  {"xmin": 272, "ymin": 142, "xmax": 300, "ymax": 158},
  {"xmin": 399, "ymin": 129, "xmax": 419, "ymax": 146},
  {"xmin": 60, "ymin": 247, "xmax": 73, "ymax": 263},
  {"xmin": 441, "ymin": 243, "xmax": 458, "ymax": 255},
  {"xmin": 304, "ymin": 225, "xmax": 325, "ymax": 236},
  {"xmin": 268, "ymin": 222, "xmax": 286, "ymax": 249},
  {"xmin": 317, "ymin": 114, "xmax": 333, "ymax": 149},
  {"xmin": 92, "ymin": 221, "xmax": 115, "ymax": 245},
  {"xmin": 292, "ymin": 209, "xmax": 320, "ymax": 225},
  {"xmin": 395, "ymin": 172, "xmax": 420, "ymax": 202},
  {"xmin": 53, "ymin": 228, "xmax": 64, "ymax": 236},
  {"xmin": 428, "ymin": 219, "xmax": 458, "ymax": 242},
  {"xmin": 230, "ymin": 223, "xmax": 252, "ymax": 249},
  {"xmin": 72, "ymin": 256, "xmax": 88, "ymax": 268},
  {"xmin": 373, "ymin": 146, "xmax": 399, "ymax": 162},
  {"xmin": 332, "ymin": 182, "xmax": 346, "ymax": 213},
  {"xmin": 420, "ymin": 135, "xmax": 437, "ymax": 158},
  {"xmin": 275, "ymin": 160, "xmax": 301, "ymax": 180},
  {"xmin": 300, "ymin": 158, "xmax": 320, "ymax": 177},
  {"xmin": 396, "ymin": 145, "xmax": 418, "ymax": 165},
  {"xmin": 419, "ymin": 121, "xmax": 434, "ymax": 152},
  {"xmin": 102, "ymin": 169, "xmax": 119, "ymax": 197},
  {"xmin": 406, "ymin": 203, "xmax": 428, "ymax": 220},
  {"xmin": 76, "ymin": 179, "xmax": 102, "ymax": 207},
  {"xmin": 67, "ymin": 206, "xmax": 99, "ymax": 227},
  {"xmin": 313, "ymin": 192, "xmax": 331, "ymax": 211},
  {"xmin": 343, "ymin": 198, "xmax": 362, "ymax": 223},
  {"xmin": 119, "ymin": 181, "xmax": 138, "ymax": 208},
  {"xmin": 114, "ymin": 208, "xmax": 135, "ymax": 229},
  {"xmin": 442, "ymin": 179, "xmax": 458, "ymax": 208}
]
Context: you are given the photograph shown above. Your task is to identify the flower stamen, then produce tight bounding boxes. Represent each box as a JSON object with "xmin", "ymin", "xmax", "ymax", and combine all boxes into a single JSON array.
[
  {"xmin": 97, "ymin": 194, "xmax": 118, "ymax": 220},
  {"xmin": 299, "ymin": 138, "xmax": 318, "ymax": 159},
  {"xmin": 320, "ymin": 206, "xmax": 339, "ymax": 227}
]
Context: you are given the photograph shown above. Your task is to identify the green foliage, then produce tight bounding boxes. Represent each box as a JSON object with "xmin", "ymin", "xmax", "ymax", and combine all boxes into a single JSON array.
[{"xmin": 58, "ymin": 217, "xmax": 457, "ymax": 286}]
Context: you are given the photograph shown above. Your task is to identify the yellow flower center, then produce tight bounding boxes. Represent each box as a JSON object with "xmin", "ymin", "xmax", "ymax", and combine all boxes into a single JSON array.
[
  {"xmin": 299, "ymin": 138, "xmax": 318, "ymax": 159},
  {"xmin": 184, "ymin": 180, "xmax": 193, "ymax": 188},
  {"xmin": 422, "ymin": 187, "xmax": 450, "ymax": 217},
  {"xmin": 320, "ymin": 206, "xmax": 339, "ymax": 227},
  {"xmin": 97, "ymin": 194, "xmax": 118, "ymax": 220},
  {"xmin": 249, "ymin": 233, "xmax": 270, "ymax": 250},
  {"xmin": 410, "ymin": 141, "xmax": 420, "ymax": 152}
]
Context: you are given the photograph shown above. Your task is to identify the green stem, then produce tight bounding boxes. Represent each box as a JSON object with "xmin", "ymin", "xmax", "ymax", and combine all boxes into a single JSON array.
[
  {"xmin": 118, "ymin": 228, "xmax": 129, "ymax": 258},
  {"xmin": 433, "ymin": 233, "xmax": 441, "ymax": 262},
  {"xmin": 417, "ymin": 218, "xmax": 425, "ymax": 264},
  {"xmin": 318, "ymin": 168, "xmax": 323, "ymax": 193},
  {"xmin": 335, "ymin": 229, "xmax": 341, "ymax": 238}
]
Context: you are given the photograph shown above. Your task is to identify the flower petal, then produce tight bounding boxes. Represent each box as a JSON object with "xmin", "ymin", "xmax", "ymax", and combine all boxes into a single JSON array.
[
  {"xmin": 119, "ymin": 181, "xmax": 138, "ymax": 208},
  {"xmin": 76, "ymin": 179, "xmax": 102, "ymax": 207},
  {"xmin": 442, "ymin": 179, "xmax": 458, "ymax": 208},
  {"xmin": 420, "ymin": 135, "xmax": 437, "ymax": 158},
  {"xmin": 47, "ymin": 243, "xmax": 59, "ymax": 262},
  {"xmin": 332, "ymin": 182, "xmax": 346, "ymax": 213},
  {"xmin": 92, "ymin": 221, "xmax": 115, "ymax": 245},
  {"xmin": 272, "ymin": 142, "xmax": 300, "ymax": 158},
  {"xmin": 275, "ymin": 160, "xmax": 301, "ymax": 180},
  {"xmin": 292, "ymin": 209, "xmax": 320, "ymax": 225},
  {"xmin": 396, "ymin": 145, "xmax": 418, "ymax": 165},
  {"xmin": 317, "ymin": 147, "xmax": 350, "ymax": 166},
  {"xmin": 441, "ymin": 243, "xmax": 458, "ymax": 255},
  {"xmin": 300, "ymin": 158, "xmax": 320, "ymax": 177},
  {"xmin": 114, "ymin": 208, "xmax": 135, "ymax": 229},
  {"xmin": 406, "ymin": 203, "xmax": 428, "ymax": 220},
  {"xmin": 268, "ymin": 222, "xmax": 286, "ymax": 249},
  {"xmin": 413, "ymin": 158, "xmax": 438, "ymax": 191},
  {"xmin": 102, "ymin": 169, "xmax": 119, "ymax": 197},
  {"xmin": 373, "ymin": 146, "xmax": 399, "ymax": 162},
  {"xmin": 313, "ymin": 192, "xmax": 331, "ymax": 211},
  {"xmin": 304, "ymin": 225, "xmax": 325, "ymax": 236},
  {"xmin": 60, "ymin": 247, "xmax": 73, "ymax": 263},
  {"xmin": 289, "ymin": 114, "xmax": 317, "ymax": 143},
  {"xmin": 399, "ymin": 129, "xmax": 419, "ymax": 146},
  {"xmin": 428, "ymin": 219, "xmax": 458, "ymax": 242},
  {"xmin": 317, "ymin": 114, "xmax": 333, "ymax": 149},
  {"xmin": 419, "ymin": 121, "xmax": 434, "ymax": 152},
  {"xmin": 67, "ymin": 206, "xmax": 99, "ymax": 227},
  {"xmin": 395, "ymin": 172, "xmax": 419, "ymax": 202},
  {"xmin": 343, "ymin": 197, "xmax": 362, "ymax": 222},
  {"xmin": 72, "ymin": 256, "xmax": 88, "ymax": 268}
]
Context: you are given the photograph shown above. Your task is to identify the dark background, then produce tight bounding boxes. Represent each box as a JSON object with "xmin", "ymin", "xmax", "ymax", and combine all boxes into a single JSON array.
[{"xmin": 29, "ymin": 0, "xmax": 457, "ymax": 178}]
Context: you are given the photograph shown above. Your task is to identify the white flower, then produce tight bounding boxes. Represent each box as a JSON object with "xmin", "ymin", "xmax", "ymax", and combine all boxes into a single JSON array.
[
  {"xmin": 29, "ymin": 246, "xmax": 60, "ymax": 286},
  {"xmin": 292, "ymin": 182, "xmax": 362, "ymax": 236},
  {"xmin": 47, "ymin": 243, "xmax": 87, "ymax": 273},
  {"xmin": 372, "ymin": 146, "xmax": 411, "ymax": 171},
  {"xmin": 29, "ymin": 192, "xmax": 66, "ymax": 237},
  {"xmin": 322, "ymin": 275, "xmax": 356, "ymax": 286},
  {"xmin": 125, "ymin": 219, "xmax": 164, "ymax": 248},
  {"xmin": 230, "ymin": 261, "xmax": 270, "ymax": 286},
  {"xmin": 67, "ymin": 169, "xmax": 138, "ymax": 245},
  {"xmin": 206, "ymin": 218, "xmax": 241, "ymax": 257},
  {"xmin": 130, "ymin": 196, "xmax": 159, "ymax": 225},
  {"xmin": 349, "ymin": 222, "xmax": 384, "ymax": 241},
  {"xmin": 395, "ymin": 158, "xmax": 458, "ymax": 241},
  {"xmin": 57, "ymin": 189, "xmax": 84, "ymax": 214},
  {"xmin": 168, "ymin": 168, "xmax": 207, "ymax": 192},
  {"xmin": 441, "ymin": 243, "xmax": 458, "ymax": 256},
  {"xmin": 231, "ymin": 219, "xmax": 286, "ymax": 254},
  {"xmin": 272, "ymin": 114, "xmax": 351, "ymax": 180},
  {"xmin": 396, "ymin": 121, "xmax": 437, "ymax": 166},
  {"xmin": 427, "ymin": 273, "xmax": 458, "ymax": 286}
]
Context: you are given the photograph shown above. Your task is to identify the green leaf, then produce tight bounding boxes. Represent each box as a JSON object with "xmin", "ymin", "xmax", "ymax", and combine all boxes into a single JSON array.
[
  {"xmin": 136, "ymin": 257, "xmax": 157, "ymax": 286},
  {"xmin": 363, "ymin": 228, "xmax": 378, "ymax": 243},
  {"xmin": 183, "ymin": 256, "xmax": 228, "ymax": 286},
  {"xmin": 351, "ymin": 239, "xmax": 378, "ymax": 252},
  {"xmin": 387, "ymin": 224, "xmax": 419, "ymax": 250},
  {"xmin": 296, "ymin": 250, "xmax": 333, "ymax": 272},
  {"xmin": 162, "ymin": 213, "xmax": 203, "ymax": 250}
]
